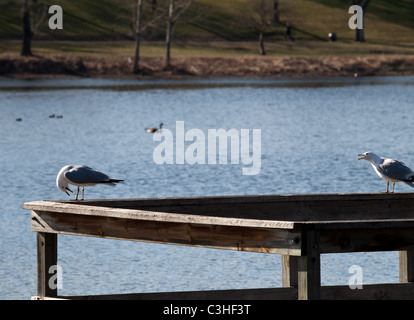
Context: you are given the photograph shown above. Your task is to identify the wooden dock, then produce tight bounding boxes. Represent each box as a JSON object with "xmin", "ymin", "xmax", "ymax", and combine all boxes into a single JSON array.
[{"xmin": 22, "ymin": 193, "xmax": 414, "ymax": 300}]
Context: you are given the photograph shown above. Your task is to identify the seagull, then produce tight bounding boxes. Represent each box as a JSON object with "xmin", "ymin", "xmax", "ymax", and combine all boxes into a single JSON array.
[
  {"xmin": 358, "ymin": 151, "xmax": 414, "ymax": 193},
  {"xmin": 145, "ymin": 122, "xmax": 163, "ymax": 133},
  {"xmin": 56, "ymin": 165, "xmax": 124, "ymax": 200}
]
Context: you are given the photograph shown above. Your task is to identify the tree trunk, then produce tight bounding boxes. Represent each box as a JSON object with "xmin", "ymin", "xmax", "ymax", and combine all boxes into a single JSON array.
[
  {"xmin": 259, "ymin": 31, "xmax": 266, "ymax": 55},
  {"xmin": 21, "ymin": 0, "xmax": 33, "ymax": 56},
  {"xmin": 353, "ymin": 0, "xmax": 369, "ymax": 42},
  {"xmin": 355, "ymin": 28, "xmax": 365, "ymax": 42},
  {"xmin": 133, "ymin": 0, "xmax": 143, "ymax": 74},
  {"xmin": 165, "ymin": 0, "xmax": 174, "ymax": 68},
  {"xmin": 273, "ymin": 0, "xmax": 279, "ymax": 24}
]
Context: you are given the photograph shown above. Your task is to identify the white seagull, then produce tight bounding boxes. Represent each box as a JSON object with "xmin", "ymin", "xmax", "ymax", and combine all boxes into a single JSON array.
[
  {"xmin": 358, "ymin": 151, "xmax": 414, "ymax": 193},
  {"xmin": 56, "ymin": 165, "xmax": 124, "ymax": 200}
]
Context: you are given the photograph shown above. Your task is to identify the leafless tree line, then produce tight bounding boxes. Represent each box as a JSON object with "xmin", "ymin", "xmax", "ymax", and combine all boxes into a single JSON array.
[
  {"xmin": 21, "ymin": 0, "xmax": 371, "ymax": 70},
  {"xmin": 126, "ymin": 0, "xmax": 193, "ymax": 73}
]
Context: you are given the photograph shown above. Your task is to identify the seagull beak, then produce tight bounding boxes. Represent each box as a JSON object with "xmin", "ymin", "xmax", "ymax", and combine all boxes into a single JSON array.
[
  {"xmin": 65, "ymin": 187, "xmax": 73, "ymax": 196},
  {"xmin": 358, "ymin": 154, "xmax": 365, "ymax": 160}
]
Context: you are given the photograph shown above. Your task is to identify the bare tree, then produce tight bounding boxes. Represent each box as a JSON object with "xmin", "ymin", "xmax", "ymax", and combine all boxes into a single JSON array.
[
  {"xmin": 351, "ymin": 0, "xmax": 370, "ymax": 42},
  {"xmin": 273, "ymin": 0, "xmax": 279, "ymax": 24},
  {"xmin": 126, "ymin": 0, "xmax": 167, "ymax": 73},
  {"xmin": 21, "ymin": 0, "xmax": 35, "ymax": 56},
  {"xmin": 21, "ymin": 0, "xmax": 48, "ymax": 56},
  {"xmin": 126, "ymin": 0, "xmax": 193, "ymax": 71},
  {"xmin": 133, "ymin": 0, "xmax": 143, "ymax": 73},
  {"xmin": 165, "ymin": 0, "xmax": 174, "ymax": 67},
  {"xmin": 165, "ymin": 0, "xmax": 192, "ymax": 67},
  {"xmin": 246, "ymin": 0, "xmax": 275, "ymax": 55}
]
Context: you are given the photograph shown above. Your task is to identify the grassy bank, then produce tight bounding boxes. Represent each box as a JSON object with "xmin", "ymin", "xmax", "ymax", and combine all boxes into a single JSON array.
[
  {"xmin": 1, "ymin": 39, "xmax": 414, "ymax": 79},
  {"xmin": 2, "ymin": 39, "xmax": 414, "ymax": 59},
  {"xmin": 1, "ymin": 51, "xmax": 413, "ymax": 80}
]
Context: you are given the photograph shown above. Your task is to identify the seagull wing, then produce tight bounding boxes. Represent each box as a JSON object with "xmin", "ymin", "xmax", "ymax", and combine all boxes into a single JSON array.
[
  {"xmin": 377, "ymin": 159, "xmax": 414, "ymax": 182},
  {"xmin": 64, "ymin": 165, "xmax": 112, "ymax": 185}
]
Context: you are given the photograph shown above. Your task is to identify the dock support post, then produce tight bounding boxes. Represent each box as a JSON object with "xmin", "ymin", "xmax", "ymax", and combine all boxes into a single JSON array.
[
  {"xmin": 399, "ymin": 250, "xmax": 414, "ymax": 283},
  {"xmin": 298, "ymin": 230, "xmax": 320, "ymax": 300},
  {"xmin": 37, "ymin": 232, "xmax": 58, "ymax": 298},
  {"xmin": 282, "ymin": 255, "xmax": 298, "ymax": 288}
]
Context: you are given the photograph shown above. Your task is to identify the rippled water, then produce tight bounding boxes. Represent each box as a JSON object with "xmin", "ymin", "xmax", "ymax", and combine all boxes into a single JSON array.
[{"xmin": 1, "ymin": 76, "xmax": 413, "ymax": 299}]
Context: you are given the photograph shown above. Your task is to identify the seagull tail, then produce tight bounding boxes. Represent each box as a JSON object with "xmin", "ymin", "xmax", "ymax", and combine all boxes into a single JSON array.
[
  {"xmin": 101, "ymin": 179, "xmax": 124, "ymax": 186},
  {"xmin": 109, "ymin": 179, "xmax": 124, "ymax": 183}
]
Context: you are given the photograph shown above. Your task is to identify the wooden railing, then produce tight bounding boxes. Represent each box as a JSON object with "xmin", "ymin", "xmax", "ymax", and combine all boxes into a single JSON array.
[{"xmin": 23, "ymin": 193, "xmax": 414, "ymax": 300}]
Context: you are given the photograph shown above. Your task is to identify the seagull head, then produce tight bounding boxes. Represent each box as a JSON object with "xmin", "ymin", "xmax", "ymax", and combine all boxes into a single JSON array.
[
  {"xmin": 358, "ymin": 151, "xmax": 372, "ymax": 161},
  {"xmin": 56, "ymin": 166, "xmax": 73, "ymax": 196},
  {"xmin": 358, "ymin": 151, "xmax": 381, "ymax": 164}
]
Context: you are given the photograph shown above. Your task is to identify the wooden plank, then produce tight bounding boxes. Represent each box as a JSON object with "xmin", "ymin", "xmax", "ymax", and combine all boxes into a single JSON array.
[
  {"xmin": 57, "ymin": 287, "xmax": 298, "ymax": 300},
  {"xmin": 30, "ymin": 210, "xmax": 302, "ymax": 255},
  {"xmin": 37, "ymin": 232, "xmax": 57, "ymax": 298},
  {"xmin": 38, "ymin": 192, "xmax": 414, "ymax": 210},
  {"xmin": 319, "ymin": 228, "xmax": 414, "ymax": 253},
  {"xmin": 298, "ymin": 230, "xmax": 321, "ymax": 300},
  {"xmin": 36, "ymin": 283, "xmax": 414, "ymax": 300},
  {"xmin": 22, "ymin": 192, "xmax": 414, "ymax": 231},
  {"xmin": 25, "ymin": 202, "xmax": 297, "ymax": 230},
  {"xmin": 282, "ymin": 255, "xmax": 298, "ymax": 287},
  {"xmin": 320, "ymin": 283, "xmax": 414, "ymax": 300},
  {"xmin": 399, "ymin": 250, "xmax": 414, "ymax": 283}
]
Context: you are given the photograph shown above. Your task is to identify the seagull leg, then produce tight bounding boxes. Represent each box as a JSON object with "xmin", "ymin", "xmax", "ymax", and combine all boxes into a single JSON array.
[
  {"xmin": 81, "ymin": 187, "xmax": 85, "ymax": 200},
  {"xmin": 392, "ymin": 182, "xmax": 396, "ymax": 193},
  {"xmin": 75, "ymin": 187, "xmax": 80, "ymax": 200},
  {"xmin": 384, "ymin": 181, "xmax": 390, "ymax": 193}
]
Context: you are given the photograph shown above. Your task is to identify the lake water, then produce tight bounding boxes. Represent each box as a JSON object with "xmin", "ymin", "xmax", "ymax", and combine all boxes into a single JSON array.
[{"xmin": 1, "ymin": 76, "xmax": 414, "ymax": 299}]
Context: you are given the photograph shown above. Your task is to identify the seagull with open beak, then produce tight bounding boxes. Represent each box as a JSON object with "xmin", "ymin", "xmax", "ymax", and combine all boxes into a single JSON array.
[{"xmin": 358, "ymin": 151, "xmax": 414, "ymax": 193}]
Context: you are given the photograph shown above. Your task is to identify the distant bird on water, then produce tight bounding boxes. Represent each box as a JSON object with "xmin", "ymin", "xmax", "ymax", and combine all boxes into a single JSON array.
[
  {"xmin": 56, "ymin": 165, "xmax": 124, "ymax": 200},
  {"xmin": 358, "ymin": 151, "xmax": 414, "ymax": 193},
  {"xmin": 145, "ymin": 122, "xmax": 163, "ymax": 133}
]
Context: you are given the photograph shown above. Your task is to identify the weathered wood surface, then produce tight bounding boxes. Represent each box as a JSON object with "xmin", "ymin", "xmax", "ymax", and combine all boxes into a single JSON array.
[
  {"xmin": 22, "ymin": 193, "xmax": 414, "ymax": 255},
  {"xmin": 30, "ymin": 209, "xmax": 302, "ymax": 255},
  {"xmin": 35, "ymin": 282, "xmax": 414, "ymax": 300},
  {"xmin": 36, "ymin": 233, "xmax": 57, "ymax": 298},
  {"xmin": 59, "ymin": 287, "xmax": 298, "ymax": 300},
  {"xmin": 400, "ymin": 250, "xmax": 414, "ymax": 283},
  {"xmin": 22, "ymin": 193, "xmax": 414, "ymax": 300},
  {"xmin": 23, "ymin": 193, "xmax": 414, "ymax": 230},
  {"xmin": 298, "ymin": 230, "xmax": 321, "ymax": 300}
]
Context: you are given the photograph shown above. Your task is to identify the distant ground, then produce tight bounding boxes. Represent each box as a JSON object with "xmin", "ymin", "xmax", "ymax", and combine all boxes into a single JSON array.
[
  {"xmin": 1, "ymin": 0, "xmax": 413, "ymax": 42},
  {"xmin": 0, "ymin": 0, "xmax": 413, "ymax": 78},
  {"xmin": 1, "ymin": 41, "xmax": 413, "ymax": 79}
]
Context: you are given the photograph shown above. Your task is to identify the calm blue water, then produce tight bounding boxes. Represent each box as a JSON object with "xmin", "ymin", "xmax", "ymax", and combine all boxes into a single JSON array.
[{"xmin": 1, "ymin": 76, "xmax": 414, "ymax": 299}]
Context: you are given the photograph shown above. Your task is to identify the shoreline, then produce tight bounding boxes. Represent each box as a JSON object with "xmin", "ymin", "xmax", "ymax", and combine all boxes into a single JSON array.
[{"xmin": 1, "ymin": 55, "xmax": 413, "ymax": 80}]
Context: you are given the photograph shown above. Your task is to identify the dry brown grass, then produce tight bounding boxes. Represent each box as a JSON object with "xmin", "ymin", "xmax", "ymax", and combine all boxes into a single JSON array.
[{"xmin": 1, "ymin": 54, "xmax": 413, "ymax": 79}]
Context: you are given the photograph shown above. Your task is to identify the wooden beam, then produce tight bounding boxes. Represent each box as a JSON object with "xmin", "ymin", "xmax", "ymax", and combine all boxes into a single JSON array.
[
  {"xmin": 37, "ymin": 232, "xmax": 57, "ymax": 298},
  {"xmin": 319, "ymin": 228, "xmax": 414, "ymax": 253},
  {"xmin": 35, "ymin": 283, "xmax": 414, "ymax": 300},
  {"xmin": 58, "ymin": 287, "xmax": 298, "ymax": 300},
  {"xmin": 23, "ymin": 193, "xmax": 414, "ymax": 233},
  {"xmin": 320, "ymin": 282, "xmax": 414, "ymax": 300},
  {"xmin": 282, "ymin": 255, "xmax": 298, "ymax": 287},
  {"xmin": 399, "ymin": 250, "xmax": 414, "ymax": 283},
  {"xmin": 31, "ymin": 210, "xmax": 302, "ymax": 255},
  {"xmin": 298, "ymin": 230, "xmax": 321, "ymax": 300}
]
